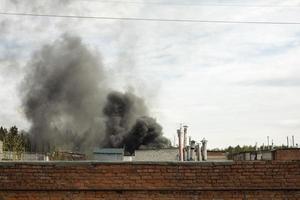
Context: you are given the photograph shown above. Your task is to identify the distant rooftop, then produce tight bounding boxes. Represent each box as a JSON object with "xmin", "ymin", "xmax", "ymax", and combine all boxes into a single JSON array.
[
  {"xmin": 93, "ymin": 148, "xmax": 124, "ymax": 154},
  {"xmin": 136, "ymin": 147, "xmax": 178, "ymax": 151}
]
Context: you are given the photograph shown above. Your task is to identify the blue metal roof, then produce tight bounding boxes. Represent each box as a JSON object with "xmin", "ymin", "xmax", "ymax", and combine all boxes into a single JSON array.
[{"xmin": 93, "ymin": 148, "xmax": 124, "ymax": 154}]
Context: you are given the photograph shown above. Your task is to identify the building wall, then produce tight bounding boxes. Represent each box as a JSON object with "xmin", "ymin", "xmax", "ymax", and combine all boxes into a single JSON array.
[
  {"xmin": 261, "ymin": 151, "xmax": 273, "ymax": 160},
  {"xmin": 274, "ymin": 148, "xmax": 300, "ymax": 160},
  {"xmin": 0, "ymin": 161, "xmax": 299, "ymax": 199},
  {"xmin": 93, "ymin": 154, "xmax": 123, "ymax": 161},
  {"xmin": 134, "ymin": 148, "xmax": 178, "ymax": 161},
  {"xmin": 1, "ymin": 151, "xmax": 47, "ymax": 161},
  {"xmin": 232, "ymin": 148, "xmax": 300, "ymax": 161},
  {"xmin": 134, "ymin": 149, "xmax": 227, "ymax": 161},
  {"xmin": 1, "ymin": 191, "xmax": 299, "ymax": 200}
]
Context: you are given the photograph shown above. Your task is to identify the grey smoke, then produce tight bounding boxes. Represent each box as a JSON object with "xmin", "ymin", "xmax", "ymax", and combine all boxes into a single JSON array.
[
  {"xmin": 21, "ymin": 34, "xmax": 107, "ymax": 153},
  {"xmin": 21, "ymin": 34, "xmax": 170, "ymax": 153}
]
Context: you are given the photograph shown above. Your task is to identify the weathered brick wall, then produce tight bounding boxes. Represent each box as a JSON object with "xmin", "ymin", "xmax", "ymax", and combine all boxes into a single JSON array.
[
  {"xmin": 0, "ymin": 161, "xmax": 299, "ymax": 199},
  {"xmin": 274, "ymin": 148, "xmax": 300, "ymax": 161}
]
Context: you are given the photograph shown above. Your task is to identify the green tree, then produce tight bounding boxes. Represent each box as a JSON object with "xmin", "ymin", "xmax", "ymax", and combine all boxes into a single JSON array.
[
  {"xmin": 13, "ymin": 133, "xmax": 25, "ymax": 160},
  {"xmin": 0, "ymin": 126, "xmax": 8, "ymax": 141},
  {"xmin": 4, "ymin": 126, "xmax": 18, "ymax": 151}
]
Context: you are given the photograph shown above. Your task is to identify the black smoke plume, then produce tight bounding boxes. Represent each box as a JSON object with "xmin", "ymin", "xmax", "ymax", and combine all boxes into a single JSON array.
[
  {"xmin": 21, "ymin": 34, "xmax": 170, "ymax": 154},
  {"xmin": 102, "ymin": 92, "xmax": 171, "ymax": 154}
]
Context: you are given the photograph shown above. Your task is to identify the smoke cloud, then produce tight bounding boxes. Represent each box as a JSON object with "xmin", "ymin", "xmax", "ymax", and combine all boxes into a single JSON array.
[
  {"xmin": 21, "ymin": 34, "xmax": 170, "ymax": 154},
  {"xmin": 21, "ymin": 34, "xmax": 107, "ymax": 153},
  {"xmin": 102, "ymin": 91, "xmax": 170, "ymax": 154}
]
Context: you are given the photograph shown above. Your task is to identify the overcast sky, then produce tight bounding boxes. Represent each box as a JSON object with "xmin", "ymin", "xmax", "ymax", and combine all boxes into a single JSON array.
[{"xmin": 1, "ymin": 0, "xmax": 300, "ymax": 148}]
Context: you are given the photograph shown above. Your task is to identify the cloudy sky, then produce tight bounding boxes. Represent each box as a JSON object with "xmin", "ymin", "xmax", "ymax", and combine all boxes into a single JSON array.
[{"xmin": 1, "ymin": 0, "xmax": 300, "ymax": 148}]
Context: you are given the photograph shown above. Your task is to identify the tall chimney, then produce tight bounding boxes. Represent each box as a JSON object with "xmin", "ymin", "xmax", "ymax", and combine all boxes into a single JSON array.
[
  {"xmin": 271, "ymin": 139, "xmax": 274, "ymax": 149},
  {"xmin": 183, "ymin": 125, "xmax": 188, "ymax": 161},
  {"xmin": 177, "ymin": 129, "xmax": 183, "ymax": 161},
  {"xmin": 183, "ymin": 125, "xmax": 188, "ymax": 148},
  {"xmin": 190, "ymin": 140, "xmax": 196, "ymax": 161},
  {"xmin": 186, "ymin": 145, "xmax": 191, "ymax": 161},
  {"xmin": 292, "ymin": 135, "xmax": 295, "ymax": 147},
  {"xmin": 196, "ymin": 143, "xmax": 202, "ymax": 161},
  {"xmin": 201, "ymin": 138, "xmax": 208, "ymax": 161},
  {"xmin": 287, "ymin": 136, "xmax": 289, "ymax": 148}
]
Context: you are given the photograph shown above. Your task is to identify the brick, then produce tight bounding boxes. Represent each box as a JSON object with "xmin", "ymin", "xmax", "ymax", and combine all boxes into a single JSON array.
[{"xmin": 0, "ymin": 161, "xmax": 299, "ymax": 199}]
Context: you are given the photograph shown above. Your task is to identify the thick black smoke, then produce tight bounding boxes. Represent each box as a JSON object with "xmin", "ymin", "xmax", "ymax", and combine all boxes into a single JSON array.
[
  {"xmin": 21, "ymin": 34, "xmax": 170, "ymax": 154},
  {"xmin": 102, "ymin": 92, "xmax": 170, "ymax": 154},
  {"xmin": 21, "ymin": 34, "xmax": 107, "ymax": 153}
]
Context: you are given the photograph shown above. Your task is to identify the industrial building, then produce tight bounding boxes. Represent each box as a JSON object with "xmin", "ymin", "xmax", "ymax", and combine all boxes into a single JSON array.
[
  {"xmin": 231, "ymin": 148, "xmax": 300, "ymax": 161},
  {"xmin": 92, "ymin": 125, "xmax": 227, "ymax": 162},
  {"xmin": 133, "ymin": 148, "xmax": 178, "ymax": 161},
  {"xmin": 93, "ymin": 148, "xmax": 125, "ymax": 161},
  {"xmin": 133, "ymin": 148, "xmax": 227, "ymax": 162}
]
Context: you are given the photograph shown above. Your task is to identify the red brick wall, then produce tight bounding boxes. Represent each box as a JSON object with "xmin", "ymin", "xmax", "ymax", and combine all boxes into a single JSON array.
[
  {"xmin": 0, "ymin": 161, "xmax": 299, "ymax": 199},
  {"xmin": 274, "ymin": 148, "xmax": 300, "ymax": 161}
]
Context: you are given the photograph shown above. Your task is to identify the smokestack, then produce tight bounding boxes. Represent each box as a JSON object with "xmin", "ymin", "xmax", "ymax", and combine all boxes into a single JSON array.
[
  {"xmin": 173, "ymin": 135, "xmax": 176, "ymax": 147},
  {"xmin": 190, "ymin": 140, "xmax": 196, "ymax": 161},
  {"xmin": 196, "ymin": 143, "xmax": 202, "ymax": 161},
  {"xmin": 267, "ymin": 136, "xmax": 269, "ymax": 149},
  {"xmin": 292, "ymin": 135, "xmax": 295, "ymax": 147},
  {"xmin": 287, "ymin": 136, "xmax": 289, "ymax": 148},
  {"xmin": 183, "ymin": 125, "xmax": 188, "ymax": 161},
  {"xmin": 183, "ymin": 125, "xmax": 188, "ymax": 148},
  {"xmin": 186, "ymin": 145, "xmax": 191, "ymax": 161},
  {"xmin": 271, "ymin": 139, "xmax": 274, "ymax": 149},
  {"xmin": 177, "ymin": 129, "xmax": 183, "ymax": 161},
  {"xmin": 201, "ymin": 138, "xmax": 208, "ymax": 161}
]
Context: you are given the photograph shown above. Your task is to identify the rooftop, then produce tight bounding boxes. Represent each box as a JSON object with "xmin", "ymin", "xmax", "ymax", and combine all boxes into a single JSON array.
[{"xmin": 93, "ymin": 148, "xmax": 124, "ymax": 154}]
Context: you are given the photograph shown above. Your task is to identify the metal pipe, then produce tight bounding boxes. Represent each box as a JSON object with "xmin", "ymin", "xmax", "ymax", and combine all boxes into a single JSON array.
[
  {"xmin": 190, "ymin": 140, "xmax": 196, "ymax": 161},
  {"xmin": 183, "ymin": 125, "xmax": 188, "ymax": 161},
  {"xmin": 183, "ymin": 125, "xmax": 188, "ymax": 148},
  {"xmin": 177, "ymin": 129, "xmax": 183, "ymax": 161},
  {"xmin": 186, "ymin": 146, "xmax": 190, "ymax": 161},
  {"xmin": 201, "ymin": 138, "xmax": 208, "ymax": 161},
  {"xmin": 196, "ymin": 143, "xmax": 202, "ymax": 161}
]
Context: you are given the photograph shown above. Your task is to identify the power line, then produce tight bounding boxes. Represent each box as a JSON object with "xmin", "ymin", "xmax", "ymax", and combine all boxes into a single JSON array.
[
  {"xmin": 1, "ymin": 11, "xmax": 300, "ymax": 25},
  {"xmin": 70, "ymin": 0, "xmax": 300, "ymax": 8}
]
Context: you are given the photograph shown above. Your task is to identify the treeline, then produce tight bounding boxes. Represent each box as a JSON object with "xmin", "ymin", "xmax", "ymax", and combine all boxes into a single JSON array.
[
  {"xmin": 212, "ymin": 144, "xmax": 288, "ymax": 156},
  {"xmin": 225, "ymin": 145, "xmax": 257, "ymax": 155},
  {"xmin": 0, "ymin": 126, "xmax": 31, "ymax": 153}
]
